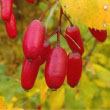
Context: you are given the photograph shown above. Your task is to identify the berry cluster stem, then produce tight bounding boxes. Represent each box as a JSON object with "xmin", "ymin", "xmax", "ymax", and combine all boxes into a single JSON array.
[
  {"xmin": 83, "ymin": 40, "xmax": 97, "ymax": 68},
  {"xmin": 63, "ymin": 13, "xmax": 73, "ymax": 26},
  {"xmin": 39, "ymin": 0, "xmax": 57, "ymax": 21},
  {"xmin": 47, "ymin": 30, "xmax": 57, "ymax": 40},
  {"xmin": 57, "ymin": 7, "xmax": 63, "ymax": 46}
]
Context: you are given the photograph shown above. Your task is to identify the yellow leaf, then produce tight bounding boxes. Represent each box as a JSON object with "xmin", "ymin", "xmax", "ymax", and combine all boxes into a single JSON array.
[
  {"xmin": 101, "ymin": 90, "xmax": 110, "ymax": 108},
  {"xmin": 0, "ymin": 96, "xmax": 6, "ymax": 109},
  {"xmin": 79, "ymin": 73, "xmax": 99, "ymax": 108},
  {"xmin": 93, "ymin": 64, "xmax": 110, "ymax": 88},
  {"xmin": 94, "ymin": 80, "xmax": 106, "ymax": 88},
  {"xmin": 7, "ymin": 103, "xmax": 13, "ymax": 110},
  {"xmin": 11, "ymin": 97, "xmax": 17, "ymax": 102},
  {"xmin": 25, "ymin": 88, "xmax": 40, "ymax": 98},
  {"xmin": 49, "ymin": 87, "xmax": 65, "ymax": 109},
  {"xmin": 60, "ymin": 0, "xmax": 110, "ymax": 30},
  {"xmin": 11, "ymin": 108, "xmax": 24, "ymax": 110},
  {"xmin": 39, "ymin": 78, "xmax": 49, "ymax": 104},
  {"xmin": 75, "ymin": 92, "xmax": 79, "ymax": 100},
  {"xmin": 86, "ymin": 63, "xmax": 96, "ymax": 75},
  {"xmin": 93, "ymin": 53, "xmax": 107, "ymax": 65}
]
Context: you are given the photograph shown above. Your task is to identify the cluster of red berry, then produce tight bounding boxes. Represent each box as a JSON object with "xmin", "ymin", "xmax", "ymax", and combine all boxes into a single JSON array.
[
  {"xmin": 21, "ymin": 19, "xmax": 83, "ymax": 91},
  {"xmin": 1, "ymin": 0, "xmax": 36, "ymax": 38},
  {"xmin": 1, "ymin": 0, "xmax": 17, "ymax": 38},
  {"xmin": 0, "ymin": 0, "xmax": 107, "ymax": 91}
]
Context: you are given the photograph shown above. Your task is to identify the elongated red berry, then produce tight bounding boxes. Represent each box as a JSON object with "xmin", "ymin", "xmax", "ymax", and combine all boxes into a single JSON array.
[
  {"xmin": 89, "ymin": 28, "xmax": 107, "ymax": 42},
  {"xmin": 21, "ymin": 58, "xmax": 40, "ymax": 90},
  {"xmin": 40, "ymin": 40, "xmax": 51, "ymax": 65},
  {"xmin": 65, "ymin": 25, "xmax": 84, "ymax": 55},
  {"xmin": 23, "ymin": 20, "xmax": 45, "ymax": 60},
  {"xmin": 67, "ymin": 52, "xmax": 82, "ymax": 88},
  {"xmin": 27, "ymin": 0, "xmax": 35, "ymax": 3},
  {"xmin": 1, "ymin": 0, "xmax": 13, "ymax": 21},
  {"xmin": 5, "ymin": 13, "xmax": 17, "ymax": 38},
  {"xmin": 45, "ymin": 46, "xmax": 68, "ymax": 90}
]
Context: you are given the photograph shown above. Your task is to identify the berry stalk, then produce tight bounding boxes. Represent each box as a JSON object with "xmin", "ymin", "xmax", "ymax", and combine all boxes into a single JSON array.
[
  {"xmin": 57, "ymin": 7, "xmax": 63, "ymax": 46},
  {"xmin": 39, "ymin": 0, "xmax": 57, "ymax": 21},
  {"xmin": 63, "ymin": 13, "xmax": 73, "ymax": 26}
]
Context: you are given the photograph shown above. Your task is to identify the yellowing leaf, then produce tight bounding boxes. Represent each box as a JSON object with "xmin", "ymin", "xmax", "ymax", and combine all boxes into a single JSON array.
[
  {"xmin": 10, "ymin": 108, "xmax": 24, "ymax": 110},
  {"xmin": 79, "ymin": 73, "xmax": 99, "ymax": 108},
  {"xmin": 39, "ymin": 78, "xmax": 48, "ymax": 104},
  {"xmin": 93, "ymin": 64, "xmax": 110, "ymax": 88},
  {"xmin": 94, "ymin": 80, "xmax": 106, "ymax": 88},
  {"xmin": 93, "ymin": 53, "xmax": 107, "ymax": 65},
  {"xmin": 49, "ymin": 87, "xmax": 65, "ymax": 109},
  {"xmin": 101, "ymin": 90, "xmax": 110, "ymax": 108},
  {"xmin": 0, "ymin": 96, "xmax": 6, "ymax": 109},
  {"xmin": 7, "ymin": 103, "xmax": 13, "ymax": 110},
  {"xmin": 60, "ymin": 0, "xmax": 110, "ymax": 30},
  {"xmin": 11, "ymin": 97, "xmax": 17, "ymax": 102},
  {"xmin": 86, "ymin": 63, "xmax": 96, "ymax": 75},
  {"xmin": 25, "ymin": 88, "xmax": 40, "ymax": 98}
]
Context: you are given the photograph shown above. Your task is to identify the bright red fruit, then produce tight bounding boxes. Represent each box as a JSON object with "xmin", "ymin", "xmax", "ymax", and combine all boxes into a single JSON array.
[
  {"xmin": 37, "ymin": 105, "xmax": 41, "ymax": 110},
  {"xmin": 67, "ymin": 52, "xmax": 82, "ymax": 88},
  {"xmin": 65, "ymin": 25, "xmax": 84, "ymax": 55},
  {"xmin": 27, "ymin": 0, "xmax": 35, "ymax": 3},
  {"xmin": 23, "ymin": 20, "xmax": 45, "ymax": 60},
  {"xmin": 40, "ymin": 40, "xmax": 51, "ymax": 65},
  {"xmin": 45, "ymin": 46, "xmax": 68, "ymax": 90},
  {"xmin": 21, "ymin": 58, "xmax": 40, "ymax": 90},
  {"xmin": 1, "ymin": 0, "xmax": 13, "ymax": 21},
  {"xmin": 5, "ymin": 13, "xmax": 17, "ymax": 38},
  {"xmin": 89, "ymin": 28, "xmax": 107, "ymax": 42}
]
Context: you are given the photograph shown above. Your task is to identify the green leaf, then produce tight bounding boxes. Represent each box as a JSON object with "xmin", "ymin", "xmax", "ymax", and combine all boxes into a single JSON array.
[
  {"xmin": 39, "ymin": 2, "xmax": 48, "ymax": 11},
  {"xmin": 65, "ymin": 86, "xmax": 85, "ymax": 109}
]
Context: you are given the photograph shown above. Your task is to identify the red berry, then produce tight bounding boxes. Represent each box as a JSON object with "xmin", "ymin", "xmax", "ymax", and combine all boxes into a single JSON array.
[
  {"xmin": 1, "ymin": 0, "xmax": 13, "ymax": 21},
  {"xmin": 23, "ymin": 20, "xmax": 45, "ymax": 60},
  {"xmin": 21, "ymin": 58, "xmax": 40, "ymax": 90},
  {"xmin": 37, "ymin": 105, "xmax": 41, "ymax": 110},
  {"xmin": 5, "ymin": 13, "xmax": 17, "ymax": 38},
  {"xmin": 89, "ymin": 28, "xmax": 107, "ymax": 42},
  {"xmin": 27, "ymin": 0, "xmax": 35, "ymax": 3},
  {"xmin": 65, "ymin": 25, "xmax": 84, "ymax": 55},
  {"xmin": 67, "ymin": 52, "xmax": 82, "ymax": 88},
  {"xmin": 45, "ymin": 46, "xmax": 68, "ymax": 90},
  {"xmin": 40, "ymin": 40, "xmax": 51, "ymax": 65}
]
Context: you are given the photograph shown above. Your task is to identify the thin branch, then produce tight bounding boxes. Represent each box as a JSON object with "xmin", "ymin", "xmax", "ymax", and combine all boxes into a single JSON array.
[
  {"xmin": 63, "ymin": 13, "xmax": 73, "ymax": 26},
  {"xmin": 57, "ymin": 7, "xmax": 63, "ymax": 46},
  {"xmin": 83, "ymin": 40, "xmax": 97, "ymax": 68},
  {"xmin": 39, "ymin": 0, "xmax": 57, "ymax": 21},
  {"xmin": 47, "ymin": 30, "xmax": 57, "ymax": 40},
  {"xmin": 0, "ymin": 20, "xmax": 7, "ymax": 23}
]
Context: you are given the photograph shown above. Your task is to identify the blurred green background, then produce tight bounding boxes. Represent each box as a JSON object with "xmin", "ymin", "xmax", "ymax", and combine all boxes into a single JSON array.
[{"xmin": 0, "ymin": 0, "xmax": 110, "ymax": 109}]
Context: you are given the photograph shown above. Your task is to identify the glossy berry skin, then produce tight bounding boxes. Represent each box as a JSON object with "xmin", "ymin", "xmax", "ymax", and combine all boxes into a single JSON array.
[
  {"xmin": 23, "ymin": 20, "xmax": 45, "ymax": 60},
  {"xmin": 40, "ymin": 40, "xmax": 51, "ymax": 65},
  {"xmin": 45, "ymin": 46, "xmax": 68, "ymax": 89},
  {"xmin": 27, "ymin": 0, "xmax": 35, "ymax": 3},
  {"xmin": 89, "ymin": 28, "xmax": 107, "ymax": 42},
  {"xmin": 5, "ymin": 13, "xmax": 17, "ymax": 38},
  {"xmin": 21, "ymin": 58, "xmax": 40, "ymax": 90},
  {"xmin": 65, "ymin": 26, "xmax": 84, "ymax": 55},
  {"xmin": 67, "ymin": 52, "xmax": 82, "ymax": 88},
  {"xmin": 1, "ymin": 0, "xmax": 13, "ymax": 21}
]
